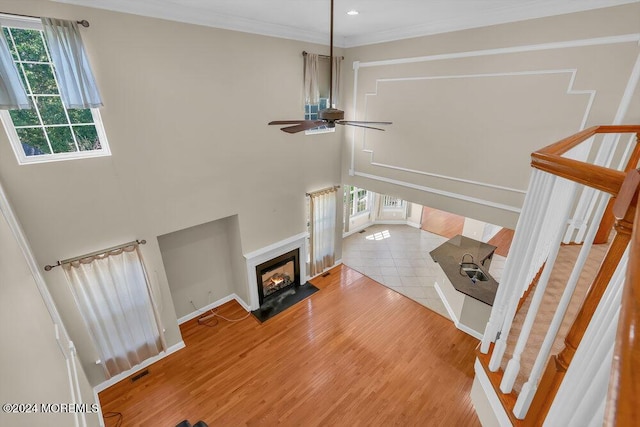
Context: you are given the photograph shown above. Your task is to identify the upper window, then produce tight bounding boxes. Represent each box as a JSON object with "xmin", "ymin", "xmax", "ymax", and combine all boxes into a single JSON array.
[
  {"xmin": 0, "ymin": 18, "xmax": 109, "ymax": 164},
  {"xmin": 304, "ymin": 54, "xmax": 335, "ymax": 135},
  {"xmin": 304, "ymin": 97, "xmax": 333, "ymax": 135}
]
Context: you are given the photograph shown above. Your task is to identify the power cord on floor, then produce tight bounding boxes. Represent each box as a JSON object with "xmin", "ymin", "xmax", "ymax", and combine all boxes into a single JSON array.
[
  {"xmin": 104, "ymin": 411, "xmax": 123, "ymax": 427},
  {"xmin": 190, "ymin": 301, "xmax": 251, "ymax": 327}
]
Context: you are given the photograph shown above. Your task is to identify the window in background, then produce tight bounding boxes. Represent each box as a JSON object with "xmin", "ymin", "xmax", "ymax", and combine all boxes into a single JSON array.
[
  {"xmin": 304, "ymin": 55, "xmax": 334, "ymax": 135},
  {"xmin": 0, "ymin": 19, "xmax": 109, "ymax": 164},
  {"xmin": 346, "ymin": 186, "xmax": 371, "ymax": 216},
  {"xmin": 382, "ymin": 195, "xmax": 406, "ymax": 209}
]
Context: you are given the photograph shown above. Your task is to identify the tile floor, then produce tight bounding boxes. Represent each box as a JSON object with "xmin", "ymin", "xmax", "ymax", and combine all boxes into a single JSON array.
[{"xmin": 341, "ymin": 224, "xmax": 507, "ymax": 321}]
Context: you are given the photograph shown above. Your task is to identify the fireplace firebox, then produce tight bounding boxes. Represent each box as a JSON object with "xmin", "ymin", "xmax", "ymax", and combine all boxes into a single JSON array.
[{"xmin": 255, "ymin": 248, "xmax": 300, "ymax": 306}]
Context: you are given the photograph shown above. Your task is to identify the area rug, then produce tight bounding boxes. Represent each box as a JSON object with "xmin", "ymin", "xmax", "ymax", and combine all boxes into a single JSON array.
[{"xmin": 251, "ymin": 282, "xmax": 319, "ymax": 323}]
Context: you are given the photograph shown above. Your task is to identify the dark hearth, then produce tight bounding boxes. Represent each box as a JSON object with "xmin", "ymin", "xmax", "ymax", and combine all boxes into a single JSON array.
[{"xmin": 251, "ymin": 282, "xmax": 319, "ymax": 323}]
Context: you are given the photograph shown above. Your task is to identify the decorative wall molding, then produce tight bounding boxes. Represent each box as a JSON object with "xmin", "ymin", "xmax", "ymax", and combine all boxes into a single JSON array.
[
  {"xmin": 349, "ymin": 33, "xmax": 640, "ymax": 213},
  {"xmin": 355, "ymin": 171, "xmax": 522, "ymax": 213},
  {"xmin": 355, "ymin": 34, "xmax": 640, "ymax": 69}
]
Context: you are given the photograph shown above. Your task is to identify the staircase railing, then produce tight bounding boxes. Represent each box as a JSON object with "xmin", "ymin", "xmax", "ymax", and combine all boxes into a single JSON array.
[
  {"xmin": 477, "ymin": 125, "xmax": 640, "ymax": 425},
  {"xmin": 605, "ymin": 168, "xmax": 640, "ymax": 426}
]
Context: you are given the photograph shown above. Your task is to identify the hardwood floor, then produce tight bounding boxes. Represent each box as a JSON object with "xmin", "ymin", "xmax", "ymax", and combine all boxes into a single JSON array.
[
  {"xmin": 487, "ymin": 227, "xmax": 515, "ymax": 257},
  {"xmin": 421, "ymin": 206, "xmax": 515, "ymax": 257},
  {"xmin": 99, "ymin": 265, "xmax": 481, "ymax": 426},
  {"xmin": 421, "ymin": 206, "xmax": 464, "ymax": 238}
]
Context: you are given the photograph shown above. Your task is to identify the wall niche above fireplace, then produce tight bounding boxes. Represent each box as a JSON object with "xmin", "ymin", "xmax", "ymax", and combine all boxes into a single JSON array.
[{"xmin": 255, "ymin": 248, "xmax": 300, "ymax": 306}]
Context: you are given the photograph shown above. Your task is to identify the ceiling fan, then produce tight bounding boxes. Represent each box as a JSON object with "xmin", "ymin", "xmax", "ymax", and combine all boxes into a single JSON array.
[{"xmin": 269, "ymin": 0, "xmax": 392, "ymax": 134}]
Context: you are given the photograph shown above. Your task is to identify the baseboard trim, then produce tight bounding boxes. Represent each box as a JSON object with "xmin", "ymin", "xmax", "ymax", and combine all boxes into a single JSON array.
[
  {"xmin": 232, "ymin": 293, "xmax": 251, "ymax": 312},
  {"xmin": 342, "ymin": 219, "xmax": 422, "ymax": 238},
  {"xmin": 434, "ymin": 282, "xmax": 483, "ymax": 340},
  {"xmin": 343, "ymin": 222, "xmax": 374, "ymax": 238},
  {"xmin": 93, "ymin": 340, "xmax": 186, "ymax": 393},
  {"xmin": 177, "ymin": 294, "xmax": 237, "ymax": 324},
  {"xmin": 308, "ymin": 260, "xmax": 343, "ymax": 281}
]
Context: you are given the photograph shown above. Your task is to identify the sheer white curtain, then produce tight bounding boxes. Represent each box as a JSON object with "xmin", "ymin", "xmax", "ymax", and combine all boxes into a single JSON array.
[
  {"xmin": 331, "ymin": 56, "xmax": 342, "ymax": 107},
  {"xmin": 309, "ymin": 188, "xmax": 337, "ymax": 276},
  {"xmin": 0, "ymin": 30, "xmax": 30, "ymax": 109},
  {"xmin": 63, "ymin": 245, "xmax": 165, "ymax": 378},
  {"xmin": 41, "ymin": 17, "xmax": 103, "ymax": 108},
  {"xmin": 304, "ymin": 52, "xmax": 320, "ymax": 106}
]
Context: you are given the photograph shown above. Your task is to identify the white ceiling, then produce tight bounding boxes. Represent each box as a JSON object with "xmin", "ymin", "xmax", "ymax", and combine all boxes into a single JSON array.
[{"xmin": 52, "ymin": 0, "xmax": 639, "ymax": 47}]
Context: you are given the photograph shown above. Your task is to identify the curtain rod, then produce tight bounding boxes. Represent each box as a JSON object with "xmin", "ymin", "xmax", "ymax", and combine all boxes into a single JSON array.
[
  {"xmin": 302, "ymin": 51, "xmax": 344, "ymax": 60},
  {"xmin": 44, "ymin": 239, "xmax": 146, "ymax": 271},
  {"xmin": 306, "ymin": 185, "xmax": 341, "ymax": 197},
  {"xmin": 0, "ymin": 11, "xmax": 90, "ymax": 27}
]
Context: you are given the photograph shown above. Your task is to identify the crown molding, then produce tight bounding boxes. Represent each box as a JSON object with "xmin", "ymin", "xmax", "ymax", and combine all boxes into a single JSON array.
[
  {"xmin": 342, "ymin": 1, "xmax": 640, "ymax": 47},
  {"xmin": 52, "ymin": 0, "xmax": 343, "ymax": 46},
  {"xmin": 52, "ymin": 0, "xmax": 639, "ymax": 48}
]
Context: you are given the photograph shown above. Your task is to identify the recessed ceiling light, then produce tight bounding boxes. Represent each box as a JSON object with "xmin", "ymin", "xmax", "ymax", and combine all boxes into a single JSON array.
[{"xmin": 347, "ymin": 10, "xmax": 359, "ymax": 16}]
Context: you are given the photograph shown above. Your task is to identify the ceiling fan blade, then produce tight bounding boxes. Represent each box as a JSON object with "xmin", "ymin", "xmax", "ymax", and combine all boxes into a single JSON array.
[
  {"xmin": 337, "ymin": 120, "xmax": 393, "ymax": 125},
  {"xmin": 338, "ymin": 122, "xmax": 386, "ymax": 131},
  {"xmin": 280, "ymin": 120, "xmax": 325, "ymax": 134},
  {"xmin": 269, "ymin": 120, "xmax": 307, "ymax": 125}
]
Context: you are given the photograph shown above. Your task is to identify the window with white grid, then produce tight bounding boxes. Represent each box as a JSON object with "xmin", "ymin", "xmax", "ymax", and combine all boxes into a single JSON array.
[
  {"xmin": 0, "ymin": 17, "xmax": 109, "ymax": 164},
  {"xmin": 345, "ymin": 186, "xmax": 370, "ymax": 216},
  {"xmin": 382, "ymin": 195, "xmax": 405, "ymax": 209}
]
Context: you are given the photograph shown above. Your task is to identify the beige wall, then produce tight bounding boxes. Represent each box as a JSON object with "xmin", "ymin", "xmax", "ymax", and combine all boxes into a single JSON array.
[
  {"xmin": 0, "ymin": 0, "xmax": 637, "ymax": 392},
  {"xmin": 0, "ymin": 0, "xmax": 343, "ymax": 386},
  {"xmin": 342, "ymin": 3, "xmax": 640, "ymax": 228},
  {"xmin": 158, "ymin": 216, "xmax": 239, "ymax": 319},
  {"xmin": 0, "ymin": 210, "xmax": 98, "ymax": 426}
]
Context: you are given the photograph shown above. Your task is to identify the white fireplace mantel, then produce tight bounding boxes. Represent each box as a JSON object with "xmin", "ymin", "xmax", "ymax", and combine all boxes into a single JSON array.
[{"xmin": 244, "ymin": 232, "xmax": 308, "ymax": 310}]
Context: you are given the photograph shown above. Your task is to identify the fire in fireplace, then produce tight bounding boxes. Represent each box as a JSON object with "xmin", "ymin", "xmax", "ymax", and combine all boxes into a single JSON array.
[{"xmin": 255, "ymin": 248, "xmax": 300, "ymax": 306}]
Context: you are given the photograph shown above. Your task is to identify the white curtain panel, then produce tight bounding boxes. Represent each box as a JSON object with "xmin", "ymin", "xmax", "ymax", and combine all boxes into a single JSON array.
[
  {"xmin": 304, "ymin": 52, "xmax": 319, "ymax": 106},
  {"xmin": 310, "ymin": 188, "xmax": 337, "ymax": 276},
  {"xmin": 331, "ymin": 56, "xmax": 342, "ymax": 107},
  {"xmin": 41, "ymin": 17, "xmax": 103, "ymax": 108},
  {"xmin": 0, "ymin": 30, "xmax": 30, "ymax": 109},
  {"xmin": 63, "ymin": 246, "xmax": 166, "ymax": 378}
]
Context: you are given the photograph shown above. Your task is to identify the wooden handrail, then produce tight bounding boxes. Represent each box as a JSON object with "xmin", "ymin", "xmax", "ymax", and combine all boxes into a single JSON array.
[
  {"xmin": 534, "ymin": 126, "xmax": 640, "ymax": 157},
  {"xmin": 594, "ymin": 134, "xmax": 640, "ymax": 244},
  {"xmin": 531, "ymin": 126, "xmax": 640, "ymax": 195},
  {"xmin": 605, "ymin": 169, "xmax": 640, "ymax": 426},
  {"xmin": 477, "ymin": 126, "xmax": 640, "ymax": 426}
]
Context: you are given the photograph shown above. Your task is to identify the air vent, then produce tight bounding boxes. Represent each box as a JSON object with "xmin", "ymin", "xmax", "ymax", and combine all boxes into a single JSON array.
[
  {"xmin": 358, "ymin": 229, "xmax": 366, "ymax": 233},
  {"xmin": 321, "ymin": 271, "xmax": 330, "ymax": 277},
  {"xmin": 131, "ymin": 369, "xmax": 149, "ymax": 382}
]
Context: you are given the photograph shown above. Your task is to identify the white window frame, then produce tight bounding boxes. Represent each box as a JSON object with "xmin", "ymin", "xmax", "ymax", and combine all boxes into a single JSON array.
[
  {"xmin": 381, "ymin": 195, "xmax": 406, "ymax": 210},
  {"xmin": 304, "ymin": 97, "xmax": 335, "ymax": 136},
  {"xmin": 0, "ymin": 14, "xmax": 110, "ymax": 165},
  {"xmin": 347, "ymin": 186, "xmax": 371, "ymax": 217}
]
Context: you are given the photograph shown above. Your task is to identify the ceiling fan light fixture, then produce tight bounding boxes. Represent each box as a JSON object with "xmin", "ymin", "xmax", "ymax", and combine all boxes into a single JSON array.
[
  {"xmin": 268, "ymin": 0, "xmax": 391, "ymax": 134},
  {"xmin": 347, "ymin": 10, "xmax": 359, "ymax": 16}
]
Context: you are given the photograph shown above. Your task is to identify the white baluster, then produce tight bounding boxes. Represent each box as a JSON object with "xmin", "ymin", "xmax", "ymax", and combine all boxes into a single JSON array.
[
  {"xmin": 511, "ymin": 189, "xmax": 609, "ymax": 416},
  {"xmin": 542, "ymin": 250, "xmax": 627, "ymax": 425},
  {"xmin": 481, "ymin": 169, "xmax": 544, "ymax": 353},
  {"xmin": 488, "ymin": 172, "xmax": 556, "ymax": 370},
  {"xmin": 500, "ymin": 177, "xmax": 577, "ymax": 392},
  {"xmin": 615, "ymin": 133, "xmax": 635, "ymax": 171}
]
